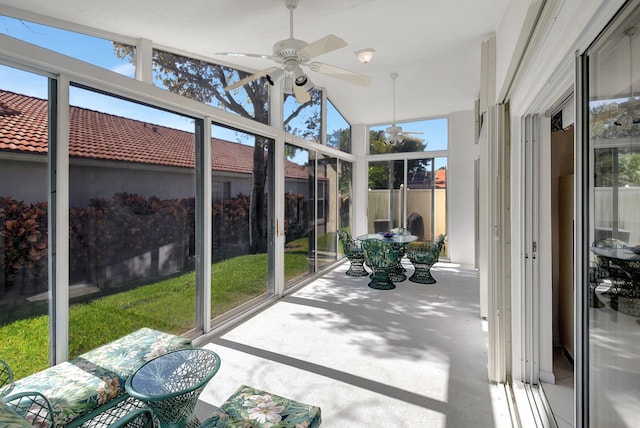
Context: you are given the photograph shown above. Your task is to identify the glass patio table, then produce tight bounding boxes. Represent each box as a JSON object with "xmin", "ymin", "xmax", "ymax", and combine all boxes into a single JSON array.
[
  {"xmin": 125, "ymin": 348, "xmax": 221, "ymax": 428},
  {"xmin": 357, "ymin": 233, "xmax": 418, "ymax": 282}
]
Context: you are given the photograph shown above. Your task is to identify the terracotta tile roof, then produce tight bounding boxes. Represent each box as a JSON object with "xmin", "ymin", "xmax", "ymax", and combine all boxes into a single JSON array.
[
  {"xmin": 0, "ymin": 89, "xmax": 310, "ymax": 179},
  {"xmin": 435, "ymin": 169, "xmax": 446, "ymax": 189}
]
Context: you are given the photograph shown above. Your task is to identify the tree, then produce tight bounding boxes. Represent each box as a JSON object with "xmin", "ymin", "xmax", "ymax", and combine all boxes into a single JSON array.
[{"xmin": 114, "ymin": 45, "xmax": 317, "ymax": 253}]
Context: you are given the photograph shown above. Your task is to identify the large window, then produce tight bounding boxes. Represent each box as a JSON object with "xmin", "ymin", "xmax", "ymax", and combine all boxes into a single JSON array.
[
  {"xmin": 367, "ymin": 124, "xmax": 448, "ymax": 254},
  {"xmin": 0, "ymin": 15, "xmax": 134, "ymax": 77},
  {"xmin": 284, "ymin": 90, "xmax": 321, "ymax": 142},
  {"xmin": 68, "ymin": 86, "xmax": 197, "ymax": 357},
  {"xmin": 369, "ymin": 117, "xmax": 448, "ymax": 154},
  {"xmin": 1, "ymin": 19, "xmax": 352, "ymax": 380},
  {"xmin": 368, "ymin": 157, "xmax": 448, "ymax": 252},
  {"xmin": 148, "ymin": 49, "xmax": 270, "ymax": 124},
  {"xmin": 210, "ymin": 125, "xmax": 273, "ymax": 315},
  {"xmin": 326, "ymin": 98, "xmax": 351, "ymax": 153},
  {"xmin": 584, "ymin": 5, "xmax": 640, "ymax": 425},
  {"xmin": 0, "ymin": 66, "xmax": 50, "ymax": 378}
]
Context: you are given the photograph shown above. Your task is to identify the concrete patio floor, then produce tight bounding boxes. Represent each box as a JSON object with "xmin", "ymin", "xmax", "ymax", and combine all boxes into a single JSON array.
[{"xmin": 195, "ymin": 260, "xmax": 514, "ymax": 427}]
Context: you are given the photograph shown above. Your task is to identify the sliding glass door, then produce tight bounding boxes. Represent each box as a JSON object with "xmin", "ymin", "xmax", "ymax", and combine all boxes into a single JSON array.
[{"xmin": 581, "ymin": 3, "xmax": 640, "ymax": 425}]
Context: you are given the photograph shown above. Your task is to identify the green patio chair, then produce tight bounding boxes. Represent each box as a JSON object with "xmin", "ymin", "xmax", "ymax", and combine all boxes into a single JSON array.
[
  {"xmin": 592, "ymin": 238, "xmax": 639, "ymax": 298},
  {"xmin": 3, "ymin": 391, "xmax": 56, "ymax": 427},
  {"xmin": 338, "ymin": 229, "xmax": 369, "ymax": 277},
  {"xmin": 361, "ymin": 239, "xmax": 399, "ymax": 290},
  {"xmin": 1, "ymin": 358, "xmax": 55, "ymax": 427},
  {"xmin": 0, "ymin": 358, "xmax": 14, "ymax": 398},
  {"xmin": 407, "ymin": 234, "xmax": 446, "ymax": 284},
  {"xmin": 109, "ymin": 408, "xmax": 155, "ymax": 428}
]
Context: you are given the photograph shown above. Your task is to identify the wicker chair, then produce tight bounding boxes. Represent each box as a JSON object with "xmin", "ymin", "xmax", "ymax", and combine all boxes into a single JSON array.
[
  {"xmin": 3, "ymin": 391, "xmax": 56, "ymax": 428},
  {"xmin": 407, "ymin": 234, "xmax": 447, "ymax": 284},
  {"xmin": 337, "ymin": 229, "xmax": 368, "ymax": 277},
  {"xmin": 592, "ymin": 238, "xmax": 640, "ymax": 298},
  {"xmin": 1, "ymin": 359, "xmax": 55, "ymax": 428},
  {"xmin": 0, "ymin": 357, "xmax": 14, "ymax": 398},
  {"xmin": 361, "ymin": 239, "xmax": 399, "ymax": 290},
  {"xmin": 109, "ymin": 408, "xmax": 155, "ymax": 428}
]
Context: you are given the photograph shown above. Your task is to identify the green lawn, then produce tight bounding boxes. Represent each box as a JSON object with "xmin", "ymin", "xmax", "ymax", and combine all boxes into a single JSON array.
[{"xmin": 0, "ymin": 250, "xmax": 311, "ymax": 379}]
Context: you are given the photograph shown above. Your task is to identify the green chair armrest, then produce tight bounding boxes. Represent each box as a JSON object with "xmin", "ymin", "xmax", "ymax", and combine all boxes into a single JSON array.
[{"xmin": 4, "ymin": 391, "xmax": 55, "ymax": 427}]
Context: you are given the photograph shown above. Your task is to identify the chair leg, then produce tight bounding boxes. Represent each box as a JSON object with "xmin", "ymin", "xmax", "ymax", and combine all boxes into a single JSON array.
[
  {"xmin": 389, "ymin": 258, "xmax": 407, "ymax": 282},
  {"xmin": 409, "ymin": 262, "xmax": 436, "ymax": 284},
  {"xmin": 345, "ymin": 256, "xmax": 369, "ymax": 277},
  {"xmin": 368, "ymin": 268, "xmax": 396, "ymax": 290}
]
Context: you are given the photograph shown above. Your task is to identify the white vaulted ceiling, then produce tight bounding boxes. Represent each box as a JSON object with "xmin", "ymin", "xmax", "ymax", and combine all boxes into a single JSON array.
[{"xmin": 0, "ymin": 0, "xmax": 510, "ymax": 125}]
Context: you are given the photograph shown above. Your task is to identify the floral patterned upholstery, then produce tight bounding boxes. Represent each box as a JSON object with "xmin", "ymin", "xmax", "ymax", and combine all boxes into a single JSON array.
[
  {"xmin": 9, "ymin": 327, "xmax": 191, "ymax": 427},
  {"xmin": 200, "ymin": 384, "xmax": 321, "ymax": 428}
]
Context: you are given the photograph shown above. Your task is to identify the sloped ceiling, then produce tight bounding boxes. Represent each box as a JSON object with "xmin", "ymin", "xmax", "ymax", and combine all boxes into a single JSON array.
[{"xmin": 0, "ymin": 0, "xmax": 510, "ymax": 125}]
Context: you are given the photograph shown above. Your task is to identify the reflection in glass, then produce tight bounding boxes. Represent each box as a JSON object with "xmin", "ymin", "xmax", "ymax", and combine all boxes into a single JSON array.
[
  {"xmin": 316, "ymin": 155, "xmax": 338, "ymax": 269},
  {"xmin": 284, "ymin": 145, "xmax": 315, "ymax": 286},
  {"xmin": 326, "ymin": 98, "xmax": 351, "ymax": 152},
  {"xmin": 587, "ymin": 9, "xmax": 640, "ymax": 426},
  {"xmin": 338, "ymin": 159, "xmax": 353, "ymax": 257},
  {"xmin": 0, "ymin": 67, "xmax": 50, "ymax": 378}
]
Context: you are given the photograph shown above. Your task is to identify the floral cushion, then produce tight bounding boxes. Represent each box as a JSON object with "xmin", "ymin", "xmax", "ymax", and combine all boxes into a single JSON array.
[
  {"xmin": 200, "ymin": 384, "xmax": 321, "ymax": 428},
  {"xmin": 0, "ymin": 399, "xmax": 32, "ymax": 428},
  {"xmin": 11, "ymin": 327, "xmax": 191, "ymax": 427}
]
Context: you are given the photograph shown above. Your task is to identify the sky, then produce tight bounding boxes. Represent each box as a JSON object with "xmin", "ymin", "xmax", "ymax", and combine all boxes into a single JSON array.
[{"xmin": 0, "ymin": 14, "xmax": 449, "ymax": 162}]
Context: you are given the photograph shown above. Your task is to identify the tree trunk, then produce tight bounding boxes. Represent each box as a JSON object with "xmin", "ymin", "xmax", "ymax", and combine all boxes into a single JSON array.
[{"xmin": 250, "ymin": 138, "xmax": 268, "ymax": 253}]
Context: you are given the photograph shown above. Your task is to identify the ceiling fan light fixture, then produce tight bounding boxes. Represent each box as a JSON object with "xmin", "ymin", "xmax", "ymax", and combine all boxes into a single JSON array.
[
  {"xmin": 295, "ymin": 74, "xmax": 314, "ymax": 92},
  {"xmin": 266, "ymin": 68, "xmax": 284, "ymax": 86},
  {"xmin": 294, "ymin": 74, "xmax": 308, "ymax": 86},
  {"xmin": 355, "ymin": 48, "xmax": 375, "ymax": 64}
]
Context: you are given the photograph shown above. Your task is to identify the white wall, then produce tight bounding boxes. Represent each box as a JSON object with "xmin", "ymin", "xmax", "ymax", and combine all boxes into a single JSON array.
[
  {"xmin": 448, "ymin": 109, "xmax": 476, "ymax": 266},
  {"xmin": 494, "ymin": 0, "xmax": 628, "ymax": 388}
]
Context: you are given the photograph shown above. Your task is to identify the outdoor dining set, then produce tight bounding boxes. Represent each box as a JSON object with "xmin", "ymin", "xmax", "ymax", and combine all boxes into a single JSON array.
[{"xmin": 338, "ymin": 228, "xmax": 447, "ymax": 290}]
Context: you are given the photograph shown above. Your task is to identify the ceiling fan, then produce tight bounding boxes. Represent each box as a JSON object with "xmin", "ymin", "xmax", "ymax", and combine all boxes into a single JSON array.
[
  {"xmin": 218, "ymin": 0, "xmax": 371, "ymax": 104},
  {"xmin": 385, "ymin": 72, "xmax": 423, "ymax": 145}
]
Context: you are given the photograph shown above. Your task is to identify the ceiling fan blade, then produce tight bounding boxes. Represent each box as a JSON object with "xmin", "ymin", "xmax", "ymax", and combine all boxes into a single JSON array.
[
  {"xmin": 216, "ymin": 52, "xmax": 275, "ymax": 61},
  {"xmin": 224, "ymin": 67, "xmax": 279, "ymax": 91},
  {"xmin": 401, "ymin": 131, "xmax": 424, "ymax": 135},
  {"xmin": 293, "ymin": 84, "xmax": 311, "ymax": 103},
  {"xmin": 298, "ymin": 35, "xmax": 347, "ymax": 59},
  {"xmin": 309, "ymin": 62, "xmax": 371, "ymax": 87}
]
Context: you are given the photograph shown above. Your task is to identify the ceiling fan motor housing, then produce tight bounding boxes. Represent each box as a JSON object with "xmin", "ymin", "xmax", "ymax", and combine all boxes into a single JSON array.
[{"xmin": 273, "ymin": 38, "xmax": 309, "ymax": 63}]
